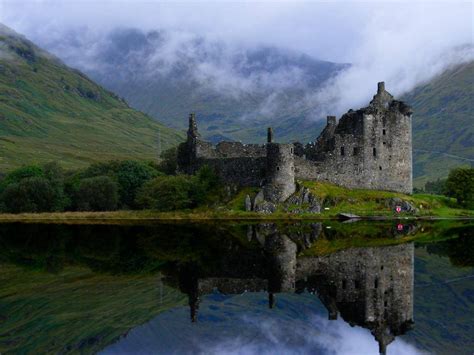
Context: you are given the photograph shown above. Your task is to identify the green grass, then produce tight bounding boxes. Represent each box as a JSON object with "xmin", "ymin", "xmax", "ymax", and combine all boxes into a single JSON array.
[
  {"xmin": 0, "ymin": 26, "xmax": 184, "ymax": 171},
  {"xmin": 298, "ymin": 181, "xmax": 473, "ymax": 218}
]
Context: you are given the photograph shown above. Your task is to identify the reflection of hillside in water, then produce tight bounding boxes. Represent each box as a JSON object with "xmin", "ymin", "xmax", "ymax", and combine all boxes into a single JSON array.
[
  {"xmin": 172, "ymin": 223, "xmax": 414, "ymax": 354},
  {"xmin": 1, "ymin": 221, "xmax": 472, "ymax": 354}
]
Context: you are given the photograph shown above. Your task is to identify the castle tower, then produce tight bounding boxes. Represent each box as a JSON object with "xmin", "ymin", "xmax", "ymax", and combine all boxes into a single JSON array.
[
  {"xmin": 264, "ymin": 143, "xmax": 296, "ymax": 202},
  {"xmin": 363, "ymin": 82, "xmax": 413, "ymax": 193},
  {"xmin": 187, "ymin": 113, "xmax": 199, "ymax": 140}
]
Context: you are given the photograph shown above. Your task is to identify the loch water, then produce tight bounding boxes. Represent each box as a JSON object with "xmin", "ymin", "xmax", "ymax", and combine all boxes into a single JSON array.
[{"xmin": 0, "ymin": 221, "xmax": 473, "ymax": 355}]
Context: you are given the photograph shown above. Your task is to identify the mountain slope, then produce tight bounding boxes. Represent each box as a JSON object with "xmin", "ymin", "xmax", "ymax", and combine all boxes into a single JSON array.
[
  {"xmin": 403, "ymin": 61, "xmax": 474, "ymax": 186},
  {"xmin": 43, "ymin": 28, "xmax": 345, "ymax": 143},
  {"xmin": 0, "ymin": 24, "xmax": 184, "ymax": 171}
]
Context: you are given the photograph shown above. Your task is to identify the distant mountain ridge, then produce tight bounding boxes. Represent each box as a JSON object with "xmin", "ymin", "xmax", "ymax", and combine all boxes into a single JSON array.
[
  {"xmin": 40, "ymin": 27, "xmax": 347, "ymax": 143},
  {"xmin": 0, "ymin": 24, "xmax": 183, "ymax": 171}
]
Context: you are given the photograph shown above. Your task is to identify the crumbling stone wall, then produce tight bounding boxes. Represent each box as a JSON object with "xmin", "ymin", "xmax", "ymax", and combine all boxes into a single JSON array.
[{"xmin": 177, "ymin": 82, "xmax": 413, "ymax": 196}]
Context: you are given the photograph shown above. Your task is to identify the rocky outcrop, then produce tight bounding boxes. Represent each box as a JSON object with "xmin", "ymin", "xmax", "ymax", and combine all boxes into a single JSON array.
[
  {"xmin": 385, "ymin": 197, "xmax": 418, "ymax": 214},
  {"xmin": 249, "ymin": 186, "xmax": 321, "ymax": 214}
]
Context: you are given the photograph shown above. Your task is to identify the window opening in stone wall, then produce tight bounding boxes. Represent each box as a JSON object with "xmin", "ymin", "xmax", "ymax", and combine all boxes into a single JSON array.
[
  {"xmin": 373, "ymin": 147, "xmax": 377, "ymax": 157},
  {"xmin": 353, "ymin": 147, "xmax": 359, "ymax": 156},
  {"xmin": 341, "ymin": 146, "xmax": 345, "ymax": 156},
  {"xmin": 354, "ymin": 280, "xmax": 360, "ymax": 289},
  {"xmin": 383, "ymin": 129, "xmax": 386, "ymax": 135},
  {"xmin": 374, "ymin": 278, "xmax": 378, "ymax": 289},
  {"xmin": 342, "ymin": 280, "xmax": 347, "ymax": 289},
  {"xmin": 277, "ymin": 166, "xmax": 280, "ymax": 171},
  {"xmin": 290, "ymin": 148, "xmax": 293, "ymax": 153},
  {"xmin": 379, "ymin": 166, "xmax": 382, "ymax": 170},
  {"xmin": 383, "ymin": 141, "xmax": 386, "ymax": 145}
]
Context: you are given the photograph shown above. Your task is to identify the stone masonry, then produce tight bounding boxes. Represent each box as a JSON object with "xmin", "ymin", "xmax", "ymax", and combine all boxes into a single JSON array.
[{"xmin": 177, "ymin": 82, "xmax": 413, "ymax": 200}]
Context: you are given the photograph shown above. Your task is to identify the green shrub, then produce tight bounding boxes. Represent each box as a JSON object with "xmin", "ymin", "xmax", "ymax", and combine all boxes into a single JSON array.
[
  {"xmin": 135, "ymin": 166, "xmax": 221, "ymax": 211},
  {"xmin": 81, "ymin": 160, "xmax": 160, "ymax": 208},
  {"xmin": 0, "ymin": 177, "xmax": 66, "ymax": 213},
  {"xmin": 135, "ymin": 175, "xmax": 193, "ymax": 211},
  {"xmin": 445, "ymin": 167, "xmax": 474, "ymax": 209},
  {"xmin": 76, "ymin": 176, "xmax": 119, "ymax": 211}
]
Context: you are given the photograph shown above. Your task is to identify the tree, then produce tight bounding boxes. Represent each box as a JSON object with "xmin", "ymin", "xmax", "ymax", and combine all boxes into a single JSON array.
[
  {"xmin": 0, "ymin": 165, "xmax": 44, "ymax": 191},
  {"xmin": 190, "ymin": 165, "xmax": 222, "ymax": 206},
  {"xmin": 135, "ymin": 175, "xmax": 193, "ymax": 211},
  {"xmin": 158, "ymin": 147, "xmax": 178, "ymax": 175},
  {"xmin": 424, "ymin": 178, "xmax": 447, "ymax": 195},
  {"xmin": 80, "ymin": 160, "xmax": 160, "ymax": 208},
  {"xmin": 76, "ymin": 176, "xmax": 119, "ymax": 211},
  {"xmin": 445, "ymin": 167, "xmax": 474, "ymax": 209},
  {"xmin": 0, "ymin": 177, "xmax": 66, "ymax": 213}
]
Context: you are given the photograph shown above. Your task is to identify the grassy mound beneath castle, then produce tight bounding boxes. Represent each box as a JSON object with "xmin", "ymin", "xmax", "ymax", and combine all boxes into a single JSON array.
[{"xmin": 226, "ymin": 181, "xmax": 473, "ymax": 218}]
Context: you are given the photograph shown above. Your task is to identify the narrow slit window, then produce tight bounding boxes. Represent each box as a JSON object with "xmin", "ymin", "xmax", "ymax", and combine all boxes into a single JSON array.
[
  {"xmin": 342, "ymin": 280, "xmax": 347, "ymax": 289},
  {"xmin": 374, "ymin": 278, "xmax": 378, "ymax": 289},
  {"xmin": 354, "ymin": 280, "xmax": 360, "ymax": 289},
  {"xmin": 353, "ymin": 147, "xmax": 359, "ymax": 156},
  {"xmin": 383, "ymin": 129, "xmax": 386, "ymax": 135},
  {"xmin": 373, "ymin": 147, "xmax": 377, "ymax": 157},
  {"xmin": 276, "ymin": 166, "xmax": 280, "ymax": 171},
  {"xmin": 340, "ymin": 146, "xmax": 345, "ymax": 156},
  {"xmin": 379, "ymin": 166, "xmax": 382, "ymax": 171}
]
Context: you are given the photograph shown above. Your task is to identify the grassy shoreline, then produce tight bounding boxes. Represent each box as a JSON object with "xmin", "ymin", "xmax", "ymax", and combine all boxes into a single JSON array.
[
  {"xmin": 0, "ymin": 209, "xmax": 472, "ymax": 224},
  {"xmin": 0, "ymin": 181, "xmax": 472, "ymax": 224}
]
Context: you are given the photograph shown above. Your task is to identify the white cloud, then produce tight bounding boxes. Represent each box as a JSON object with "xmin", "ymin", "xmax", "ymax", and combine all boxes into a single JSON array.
[
  {"xmin": 198, "ymin": 314, "xmax": 425, "ymax": 355},
  {"xmin": 0, "ymin": 0, "xmax": 472, "ymax": 120}
]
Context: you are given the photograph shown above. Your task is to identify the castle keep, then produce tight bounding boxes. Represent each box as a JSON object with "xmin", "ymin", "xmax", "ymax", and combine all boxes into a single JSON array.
[{"xmin": 178, "ymin": 82, "xmax": 413, "ymax": 200}]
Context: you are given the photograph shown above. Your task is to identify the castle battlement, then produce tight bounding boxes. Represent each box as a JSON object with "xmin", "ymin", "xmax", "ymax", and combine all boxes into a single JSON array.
[{"xmin": 177, "ymin": 82, "xmax": 413, "ymax": 198}]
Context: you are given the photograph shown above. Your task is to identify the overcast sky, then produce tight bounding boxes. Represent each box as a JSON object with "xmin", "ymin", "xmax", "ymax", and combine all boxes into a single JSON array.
[
  {"xmin": 0, "ymin": 0, "xmax": 472, "ymax": 116},
  {"xmin": 1, "ymin": 0, "xmax": 471, "ymax": 62}
]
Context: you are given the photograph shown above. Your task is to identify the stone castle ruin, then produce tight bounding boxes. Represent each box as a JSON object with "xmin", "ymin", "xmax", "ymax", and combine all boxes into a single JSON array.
[{"xmin": 178, "ymin": 82, "xmax": 413, "ymax": 205}]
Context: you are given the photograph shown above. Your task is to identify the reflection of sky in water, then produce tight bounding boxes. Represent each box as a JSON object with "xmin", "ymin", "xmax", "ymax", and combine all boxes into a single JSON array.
[{"xmin": 102, "ymin": 292, "xmax": 423, "ymax": 355}]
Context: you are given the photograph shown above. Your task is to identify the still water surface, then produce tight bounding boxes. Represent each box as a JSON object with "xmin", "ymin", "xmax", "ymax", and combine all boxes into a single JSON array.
[{"xmin": 0, "ymin": 221, "xmax": 472, "ymax": 354}]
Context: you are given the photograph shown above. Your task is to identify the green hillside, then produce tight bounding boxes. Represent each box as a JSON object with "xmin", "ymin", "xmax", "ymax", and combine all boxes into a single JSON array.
[
  {"xmin": 404, "ymin": 61, "xmax": 474, "ymax": 187},
  {"xmin": 0, "ymin": 24, "xmax": 184, "ymax": 172}
]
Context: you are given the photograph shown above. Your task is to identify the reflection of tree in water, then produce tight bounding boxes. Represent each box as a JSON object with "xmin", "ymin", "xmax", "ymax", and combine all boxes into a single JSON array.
[{"xmin": 425, "ymin": 227, "xmax": 474, "ymax": 267}]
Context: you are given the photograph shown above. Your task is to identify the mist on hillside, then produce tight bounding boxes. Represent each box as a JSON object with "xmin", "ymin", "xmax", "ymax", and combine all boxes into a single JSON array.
[{"xmin": 1, "ymin": 1, "xmax": 472, "ymax": 120}]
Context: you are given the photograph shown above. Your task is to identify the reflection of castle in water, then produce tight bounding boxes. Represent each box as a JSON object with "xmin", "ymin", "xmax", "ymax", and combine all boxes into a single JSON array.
[{"xmin": 173, "ymin": 224, "xmax": 414, "ymax": 355}]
